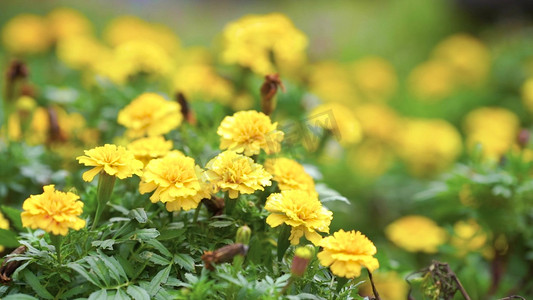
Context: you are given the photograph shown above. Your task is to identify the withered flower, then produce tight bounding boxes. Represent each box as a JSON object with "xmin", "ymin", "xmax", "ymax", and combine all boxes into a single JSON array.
[
  {"xmin": 176, "ymin": 92, "xmax": 196, "ymax": 125},
  {"xmin": 201, "ymin": 243, "xmax": 248, "ymax": 270},
  {"xmin": 0, "ymin": 245, "xmax": 27, "ymax": 285},
  {"xmin": 202, "ymin": 196, "xmax": 225, "ymax": 216},
  {"xmin": 260, "ymin": 73, "xmax": 285, "ymax": 116}
]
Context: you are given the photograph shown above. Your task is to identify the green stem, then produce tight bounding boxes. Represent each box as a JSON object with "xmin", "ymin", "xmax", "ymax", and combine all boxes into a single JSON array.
[
  {"xmin": 277, "ymin": 223, "xmax": 291, "ymax": 261},
  {"xmin": 224, "ymin": 193, "xmax": 238, "ymax": 216},
  {"xmin": 92, "ymin": 172, "xmax": 116, "ymax": 230},
  {"xmin": 50, "ymin": 234, "xmax": 63, "ymax": 265},
  {"xmin": 193, "ymin": 203, "xmax": 202, "ymax": 223},
  {"xmin": 336, "ymin": 276, "xmax": 349, "ymax": 292}
]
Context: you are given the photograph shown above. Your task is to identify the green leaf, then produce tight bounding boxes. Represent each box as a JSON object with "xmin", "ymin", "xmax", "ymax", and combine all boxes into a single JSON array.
[
  {"xmin": 129, "ymin": 208, "xmax": 148, "ymax": 223},
  {"xmin": 129, "ymin": 228, "xmax": 160, "ymax": 241},
  {"xmin": 208, "ymin": 220, "xmax": 234, "ymax": 228},
  {"xmin": 315, "ymin": 183, "xmax": 350, "ymax": 205},
  {"xmin": 148, "ymin": 265, "xmax": 171, "ymax": 296},
  {"xmin": 277, "ymin": 224, "xmax": 291, "ymax": 261},
  {"xmin": 22, "ymin": 270, "xmax": 54, "ymax": 299},
  {"xmin": 173, "ymin": 253, "xmax": 195, "ymax": 271},
  {"xmin": 127, "ymin": 285, "xmax": 150, "ymax": 300},
  {"xmin": 0, "ymin": 205, "xmax": 23, "ymax": 230},
  {"xmin": 92, "ymin": 239, "xmax": 116, "ymax": 250},
  {"xmin": 68, "ymin": 262, "xmax": 103, "ymax": 288},
  {"xmin": 87, "ymin": 289, "xmax": 107, "ymax": 300},
  {"xmin": 61, "ymin": 283, "xmax": 92, "ymax": 298},
  {"xmin": 3, "ymin": 294, "xmax": 39, "ymax": 300},
  {"xmin": 115, "ymin": 288, "xmax": 130, "ymax": 300},
  {"xmin": 146, "ymin": 239, "xmax": 172, "ymax": 258},
  {"xmin": 0, "ymin": 228, "xmax": 19, "ymax": 248},
  {"xmin": 140, "ymin": 251, "xmax": 171, "ymax": 265},
  {"xmin": 98, "ymin": 252, "xmax": 128, "ymax": 283}
]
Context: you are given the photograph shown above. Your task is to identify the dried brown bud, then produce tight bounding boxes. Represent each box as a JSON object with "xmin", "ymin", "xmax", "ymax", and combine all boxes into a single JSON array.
[
  {"xmin": 201, "ymin": 243, "xmax": 249, "ymax": 270},
  {"xmin": 176, "ymin": 92, "xmax": 196, "ymax": 125},
  {"xmin": 0, "ymin": 245, "xmax": 27, "ymax": 285},
  {"xmin": 260, "ymin": 73, "xmax": 285, "ymax": 116},
  {"xmin": 5, "ymin": 60, "xmax": 29, "ymax": 101},
  {"xmin": 202, "ymin": 196, "xmax": 225, "ymax": 216},
  {"xmin": 518, "ymin": 129, "xmax": 530, "ymax": 148},
  {"xmin": 47, "ymin": 106, "xmax": 67, "ymax": 144}
]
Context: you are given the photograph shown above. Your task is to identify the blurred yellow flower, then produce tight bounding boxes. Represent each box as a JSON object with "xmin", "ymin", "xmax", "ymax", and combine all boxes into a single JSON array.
[
  {"xmin": 522, "ymin": 78, "xmax": 533, "ymax": 113},
  {"xmin": 350, "ymin": 56, "xmax": 398, "ymax": 101},
  {"xmin": 172, "ymin": 64, "xmax": 233, "ymax": 105},
  {"xmin": 104, "ymin": 16, "xmax": 180, "ymax": 54},
  {"xmin": 394, "ymin": 118, "xmax": 462, "ymax": 176},
  {"xmin": 127, "ymin": 136, "xmax": 173, "ymax": 166},
  {"xmin": 21, "ymin": 185, "xmax": 85, "ymax": 236},
  {"xmin": 2, "ymin": 14, "xmax": 51, "ymax": 54},
  {"xmin": 309, "ymin": 103, "xmax": 362, "ymax": 146},
  {"xmin": 47, "ymin": 8, "xmax": 92, "ymax": 41},
  {"xmin": 432, "ymin": 34, "xmax": 490, "ymax": 87},
  {"xmin": 113, "ymin": 39, "xmax": 172, "ymax": 77},
  {"xmin": 218, "ymin": 110, "xmax": 284, "ymax": 156},
  {"xmin": 264, "ymin": 158, "xmax": 316, "ymax": 195},
  {"xmin": 265, "ymin": 190, "xmax": 332, "ymax": 245},
  {"xmin": 451, "ymin": 219, "xmax": 488, "ymax": 257},
  {"xmin": 317, "ymin": 229, "xmax": 379, "ymax": 278},
  {"xmin": 349, "ymin": 141, "xmax": 394, "ymax": 178},
  {"xmin": 205, "ymin": 150, "xmax": 272, "ymax": 199},
  {"xmin": 408, "ymin": 60, "xmax": 456, "ymax": 101},
  {"xmin": 359, "ymin": 271, "xmax": 408, "ymax": 300},
  {"xmin": 309, "ymin": 61, "xmax": 357, "ymax": 106},
  {"xmin": 77, "ymin": 144, "xmax": 143, "ymax": 182},
  {"xmin": 139, "ymin": 151, "xmax": 210, "ymax": 212},
  {"xmin": 118, "ymin": 93, "xmax": 182, "ymax": 138},
  {"xmin": 0, "ymin": 212, "xmax": 9, "ymax": 252},
  {"xmin": 354, "ymin": 103, "xmax": 399, "ymax": 142},
  {"xmin": 57, "ymin": 36, "xmax": 110, "ymax": 70},
  {"xmin": 464, "ymin": 107, "xmax": 519, "ymax": 160},
  {"xmin": 385, "ymin": 215, "xmax": 447, "ymax": 253},
  {"xmin": 221, "ymin": 13, "xmax": 307, "ymax": 75}
]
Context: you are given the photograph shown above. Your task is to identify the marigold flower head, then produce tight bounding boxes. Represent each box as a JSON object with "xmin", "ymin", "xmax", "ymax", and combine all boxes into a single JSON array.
[
  {"xmin": 522, "ymin": 78, "xmax": 533, "ymax": 114},
  {"xmin": 350, "ymin": 56, "xmax": 398, "ymax": 101},
  {"xmin": 57, "ymin": 36, "xmax": 110, "ymax": 70},
  {"xmin": 140, "ymin": 151, "xmax": 210, "ymax": 212},
  {"xmin": 113, "ymin": 39, "xmax": 172, "ymax": 77},
  {"xmin": 217, "ymin": 110, "xmax": 284, "ymax": 156},
  {"xmin": 47, "ymin": 8, "xmax": 92, "ymax": 41},
  {"xmin": 451, "ymin": 219, "xmax": 489, "ymax": 257},
  {"xmin": 127, "ymin": 136, "xmax": 173, "ymax": 166},
  {"xmin": 385, "ymin": 215, "xmax": 447, "ymax": 253},
  {"xmin": 76, "ymin": 144, "xmax": 143, "ymax": 182},
  {"xmin": 2, "ymin": 14, "xmax": 51, "ymax": 54},
  {"xmin": 348, "ymin": 141, "xmax": 394, "ymax": 178},
  {"xmin": 359, "ymin": 271, "xmax": 408, "ymax": 300},
  {"xmin": 264, "ymin": 158, "xmax": 316, "ymax": 195},
  {"xmin": 464, "ymin": 107, "xmax": 519, "ymax": 160},
  {"xmin": 354, "ymin": 103, "xmax": 399, "ymax": 142},
  {"xmin": 221, "ymin": 13, "xmax": 307, "ymax": 75},
  {"xmin": 265, "ymin": 190, "xmax": 332, "ymax": 245},
  {"xmin": 0, "ymin": 212, "xmax": 9, "ymax": 252},
  {"xmin": 408, "ymin": 60, "xmax": 456, "ymax": 101},
  {"xmin": 309, "ymin": 61, "xmax": 357, "ymax": 106},
  {"xmin": 21, "ymin": 185, "xmax": 85, "ymax": 236},
  {"xmin": 172, "ymin": 64, "xmax": 233, "ymax": 105},
  {"xmin": 309, "ymin": 103, "xmax": 362, "ymax": 146},
  {"xmin": 317, "ymin": 229, "xmax": 379, "ymax": 278},
  {"xmin": 118, "ymin": 93, "xmax": 182, "ymax": 138},
  {"xmin": 205, "ymin": 150, "xmax": 272, "ymax": 199}
]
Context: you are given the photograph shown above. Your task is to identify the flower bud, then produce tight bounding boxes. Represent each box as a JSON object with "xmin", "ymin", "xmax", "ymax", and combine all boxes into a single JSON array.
[
  {"xmin": 291, "ymin": 246, "xmax": 313, "ymax": 277},
  {"xmin": 260, "ymin": 73, "xmax": 284, "ymax": 116},
  {"xmin": 518, "ymin": 129, "xmax": 530, "ymax": 149},
  {"xmin": 236, "ymin": 225, "xmax": 252, "ymax": 245}
]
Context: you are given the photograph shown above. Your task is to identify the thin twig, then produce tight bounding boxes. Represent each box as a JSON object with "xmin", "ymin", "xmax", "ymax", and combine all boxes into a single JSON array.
[{"xmin": 367, "ymin": 269, "xmax": 381, "ymax": 300}]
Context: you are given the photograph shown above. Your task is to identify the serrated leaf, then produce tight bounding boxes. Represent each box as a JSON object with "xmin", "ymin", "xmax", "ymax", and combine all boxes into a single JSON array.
[
  {"xmin": 127, "ymin": 285, "xmax": 150, "ymax": 300},
  {"xmin": 140, "ymin": 251, "xmax": 170, "ymax": 266},
  {"xmin": 129, "ymin": 208, "xmax": 148, "ymax": 223},
  {"xmin": 61, "ymin": 283, "xmax": 92, "ymax": 298},
  {"xmin": 98, "ymin": 252, "xmax": 128, "ymax": 283},
  {"xmin": 173, "ymin": 253, "xmax": 195, "ymax": 271},
  {"xmin": 88, "ymin": 289, "xmax": 107, "ymax": 300},
  {"xmin": 22, "ymin": 270, "xmax": 54, "ymax": 299},
  {"xmin": 149, "ymin": 265, "xmax": 171, "ymax": 296},
  {"xmin": 92, "ymin": 239, "xmax": 116, "ymax": 250},
  {"xmin": 146, "ymin": 239, "xmax": 172, "ymax": 258},
  {"xmin": 68, "ymin": 262, "xmax": 102, "ymax": 288},
  {"xmin": 208, "ymin": 220, "xmax": 234, "ymax": 228},
  {"xmin": 0, "ymin": 205, "xmax": 23, "ymax": 230},
  {"xmin": 115, "ymin": 288, "xmax": 130, "ymax": 300},
  {"xmin": 129, "ymin": 228, "xmax": 160, "ymax": 241},
  {"xmin": 0, "ymin": 228, "xmax": 19, "ymax": 247}
]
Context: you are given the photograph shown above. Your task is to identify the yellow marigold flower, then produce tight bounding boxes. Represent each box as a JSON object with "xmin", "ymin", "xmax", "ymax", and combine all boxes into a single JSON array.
[
  {"xmin": 47, "ymin": 8, "xmax": 92, "ymax": 41},
  {"xmin": 432, "ymin": 34, "xmax": 490, "ymax": 87},
  {"xmin": 21, "ymin": 185, "xmax": 85, "ymax": 236},
  {"xmin": 394, "ymin": 118, "xmax": 462, "ymax": 176},
  {"xmin": 522, "ymin": 78, "xmax": 533, "ymax": 113},
  {"xmin": 139, "ymin": 151, "xmax": 210, "ymax": 212},
  {"xmin": 0, "ymin": 212, "xmax": 9, "ymax": 252},
  {"xmin": 113, "ymin": 39, "xmax": 172, "ymax": 77},
  {"xmin": 309, "ymin": 103, "xmax": 362, "ymax": 146},
  {"xmin": 57, "ymin": 36, "xmax": 110, "ymax": 70},
  {"xmin": 127, "ymin": 136, "xmax": 173, "ymax": 166},
  {"xmin": 451, "ymin": 219, "xmax": 488, "ymax": 257},
  {"xmin": 349, "ymin": 141, "xmax": 394, "ymax": 179},
  {"xmin": 264, "ymin": 158, "xmax": 316, "ymax": 195},
  {"xmin": 172, "ymin": 64, "xmax": 233, "ymax": 105},
  {"xmin": 317, "ymin": 229, "xmax": 379, "ymax": 278},
  {"xmin": 408, "ymin": 60, "xmax": 456, "ymax": 101},
  {"xmin": 350, "ymin": 56, "xmax": 398, "ymax": 101},
  {"xmin": 104, "ymin": 16, "xmax": 180, "ymax": 54},
  {"xmin": 359, "ymin": 271, "xmax": 408, "ymax": 300},
  {"xmin": 464, "ymin": 107, "xmax": 519, "ymax": 160},
  {"xmin": 218, "ymin": 110, "xmax": 284, "ymax": 156},
  {"xmin": 2, "ymin": 14, "xmax": 51, "ymax": 54},
  {"xmin": 76, "ymin": 144, "xmax": 143, "ymax": 182},
  {"xmin": 265, "ymin": 190, "xmax": 332, "ymax": 245},
  {"xmin": 385, "ymin": 215, "xmax": 447, "ymax": 253},
  {"xmin": 221, "ymin": 13, "xmax": 307, "ymax": 75},
  {"xmin": 309, "ymin": 61, "xmax": 358, "ymax": 106},
  {"xmin": 118, "ymin": 93, "xmax": 182, "ymax": 139},
  {"xmin": 354, "ymin": 103, "xmax": 399, "ymax": 142},
  {"xmin": 205, "ymin": 150, "xmax": 272, "ymax": 199}
]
